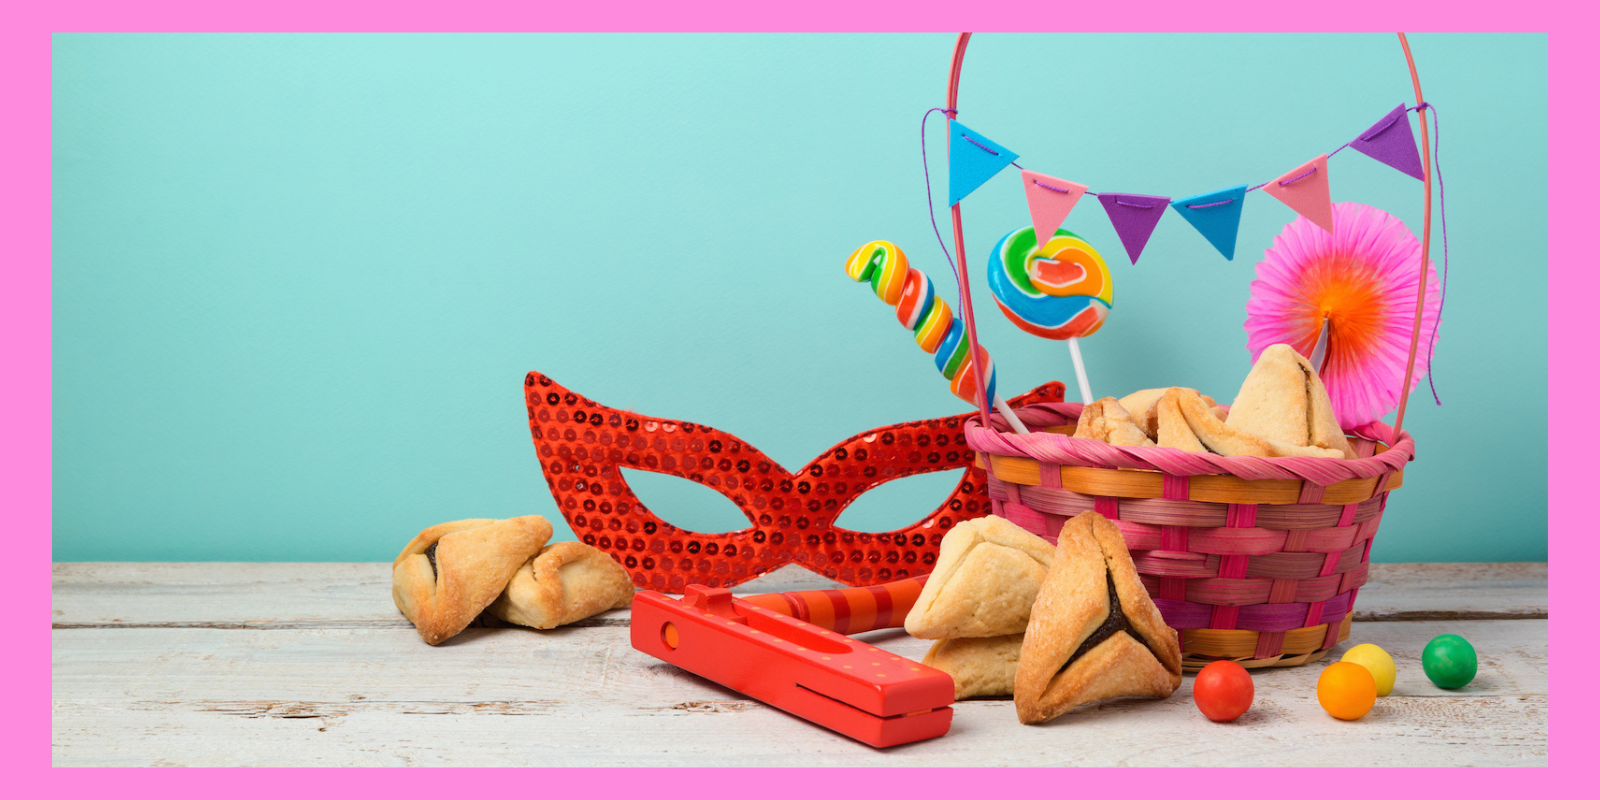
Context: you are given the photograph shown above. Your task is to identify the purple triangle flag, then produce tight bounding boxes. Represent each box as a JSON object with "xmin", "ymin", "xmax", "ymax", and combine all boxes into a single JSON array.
[
  {"xmin": 1349, "ymin": 104, "xmax": 1425, "ymax": 181},
  {"xmin": 1097, "ymin": 193, "xmax": 1170, "ymax": 265}
]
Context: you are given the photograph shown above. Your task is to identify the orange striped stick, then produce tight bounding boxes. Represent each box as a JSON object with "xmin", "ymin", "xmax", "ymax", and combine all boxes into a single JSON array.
[{"xmin": 740, "ymin": 576, "xmax": 929, "ymax": 635}]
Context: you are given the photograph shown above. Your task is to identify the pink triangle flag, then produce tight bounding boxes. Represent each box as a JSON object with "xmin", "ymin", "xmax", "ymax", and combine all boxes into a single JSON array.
[
  {"xmin": 1262, "ymin": 154, "xmax": 1334, "ymax": 234},
  {"xmin": 1020, "ymin": 170, "xmax": 1088, "ymax": 246}
]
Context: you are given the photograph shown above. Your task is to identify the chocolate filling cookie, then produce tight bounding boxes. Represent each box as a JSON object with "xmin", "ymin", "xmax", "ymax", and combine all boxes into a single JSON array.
[
  {"xmin": 1014, "ymin": 512, "xmax": 1182, "ymax": 724},
  {"xmin": 392, "ymin": 516, "xmax": 552, "ymax": 645}
]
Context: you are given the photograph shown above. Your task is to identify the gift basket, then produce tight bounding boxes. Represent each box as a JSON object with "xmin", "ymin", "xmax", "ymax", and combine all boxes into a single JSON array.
[
  {"xmin": 971, "ymin": 408, "xmax": 1410, "ymax": 669},
  {"xmin": 936, "ymin": 33, "xmax": 1443, "ymax": 669}
]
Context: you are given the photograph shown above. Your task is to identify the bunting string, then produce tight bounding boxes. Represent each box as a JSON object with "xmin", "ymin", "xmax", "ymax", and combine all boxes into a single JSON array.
[
  {"xmin": 916, "ymin": 100, "xmax": 1449, "ymax": 402},
  {"xmin": 993, "ymin": 104, "xmax": 1431, "ymax": 201},
  {"xmin": 1276, "ymin": 167, "xmax": 1318, "ymax": 187},
  {"xmin": 1421, "ymin": 101, "xmax": 1447, "ymax": 406},
  {"xmin": 919, "ymin": 107, "xmax": 963, "ymax": 285},
  {"xmin": 961, "ymin": 135, "xmax": 999, "ymax": 155}
]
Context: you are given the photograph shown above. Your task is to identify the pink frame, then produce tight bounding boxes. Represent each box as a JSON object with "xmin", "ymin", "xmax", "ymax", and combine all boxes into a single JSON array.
[{"xmin": 15, "ymin": 3, "xmax": 1580, "ymax": 792}]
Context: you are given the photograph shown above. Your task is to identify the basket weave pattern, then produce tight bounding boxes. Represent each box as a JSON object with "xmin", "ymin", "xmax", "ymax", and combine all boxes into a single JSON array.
[{"xmin": 967, "ymin": 402, "xmax": 1413, "ymax": 670}]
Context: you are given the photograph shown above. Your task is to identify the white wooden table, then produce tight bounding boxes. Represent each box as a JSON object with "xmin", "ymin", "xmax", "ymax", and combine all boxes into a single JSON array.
[{"xmin": 52, "ymin": 562, "xmax": 1547, "ymax": 767}]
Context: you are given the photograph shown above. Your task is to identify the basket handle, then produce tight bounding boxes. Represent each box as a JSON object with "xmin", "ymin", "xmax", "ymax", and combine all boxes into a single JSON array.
[{"xmin": 944, "ymin": 33, "xmax": 1434, "ymax": 446}]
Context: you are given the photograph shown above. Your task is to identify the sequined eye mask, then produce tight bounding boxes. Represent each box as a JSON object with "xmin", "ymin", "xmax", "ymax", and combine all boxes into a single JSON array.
[{"xmin": 525, "ymin": 372, "xmax": 1064, "ymax": 591}]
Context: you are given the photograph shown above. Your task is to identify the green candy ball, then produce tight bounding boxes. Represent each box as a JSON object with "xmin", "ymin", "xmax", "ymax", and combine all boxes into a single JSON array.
[{"xmin": 1422, "ymin": 634, "xmax": 1478, "ymax": 689}]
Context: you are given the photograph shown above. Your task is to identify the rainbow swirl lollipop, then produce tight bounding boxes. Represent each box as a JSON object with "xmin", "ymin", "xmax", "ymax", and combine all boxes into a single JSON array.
[
  {"xmin": 987, "ymin": 227, "xmax": 1113, "ymax": 340},
  {"xmin": 846, "ymin": 240, "xmax": 997, "ymax": 409}
]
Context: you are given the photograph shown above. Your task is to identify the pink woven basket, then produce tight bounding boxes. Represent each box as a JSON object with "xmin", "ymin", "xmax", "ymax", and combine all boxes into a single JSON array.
[
  {"xmin": 940, "ymin": 33, "xmax": 1437, "ymax": 669},
  {"xmin": 967, "ymin": 409, "xmax": 1409, "ymax": 668}
]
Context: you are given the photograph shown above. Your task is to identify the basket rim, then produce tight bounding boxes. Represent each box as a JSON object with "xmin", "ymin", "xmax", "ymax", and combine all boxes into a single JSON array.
[{"xmin": 965, "ymin": 401, "xmax": 1413, "ymax": 483}]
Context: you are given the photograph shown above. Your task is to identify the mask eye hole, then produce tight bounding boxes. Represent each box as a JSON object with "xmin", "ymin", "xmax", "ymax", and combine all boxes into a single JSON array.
[
  {"xmin": 621, "ymin": 469, "xmax": 751, "ymax": 535},
  {"xmin": 832, "ymin": 470, "xmax": 965, "ymax": 533}
]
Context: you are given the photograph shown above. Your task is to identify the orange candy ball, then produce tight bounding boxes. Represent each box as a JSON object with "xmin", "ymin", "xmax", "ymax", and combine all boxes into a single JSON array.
[{"xmin": 1317, "ymin": 661, "xmax": 1377, "ymax": 720}]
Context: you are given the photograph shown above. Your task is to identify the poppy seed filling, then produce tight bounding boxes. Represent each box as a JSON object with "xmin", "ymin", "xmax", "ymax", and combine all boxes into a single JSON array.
[
  {"xmin": 1059, "ymin": 569, "xmax": 1151, "ymax": 672},
  {"xmin": 425, "ymin": 541, "xmax": 440, "ymax": 581}
]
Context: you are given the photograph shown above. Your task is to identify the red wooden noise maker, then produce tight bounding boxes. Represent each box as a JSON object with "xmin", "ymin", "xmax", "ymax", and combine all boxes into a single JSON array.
[
  {"xmin": 525, "ymin": 371, "xmax": 1064, "ymax": 590},
  {"xmin": 630, "ymin": 577, "xmax": 954, "ymax": 748}
]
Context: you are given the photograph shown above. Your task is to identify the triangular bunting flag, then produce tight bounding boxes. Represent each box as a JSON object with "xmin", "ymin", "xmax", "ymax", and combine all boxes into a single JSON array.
[
  {"xmin": 1020, "ymin": 170, "xmax": 1088, "ymax": 247},
  {"xmin": 1349, "ymin": 104, "xmax": 1424, "ymax": 181},
  {"xmin": 1171, "ymin": 184, "xmax": 1248, "ymax": 260},
  {"xmin": 948, "ymin": 121, "xmax": 1019, "ymax": 206},
  {"xmin": 1262, "ymin": 154, "xmax": 1334, "ymax": 233},
  {"xmin": 1096, "ymin": 193, "xmax": 1170, "ymax": 265}
]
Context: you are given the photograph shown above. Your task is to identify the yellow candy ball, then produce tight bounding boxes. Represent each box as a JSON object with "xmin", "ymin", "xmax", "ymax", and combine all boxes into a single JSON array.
[
  {"xmin": 1317, "ymin": 662, "xmax": 1377, "ymax": 721},
  {"xmin": 1341, "ymin": 643, "xmax": 1397, "ymax": 697}
]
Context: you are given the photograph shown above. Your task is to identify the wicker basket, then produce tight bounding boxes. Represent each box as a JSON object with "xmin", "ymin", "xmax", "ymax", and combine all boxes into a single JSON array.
[
  {"xmin": 966, "ymin": 410, "xmax": 1410, "ymax": 669},
  {"xmin": 938, "ymin": 33, "xmax": 1435, "ymax": 669}
]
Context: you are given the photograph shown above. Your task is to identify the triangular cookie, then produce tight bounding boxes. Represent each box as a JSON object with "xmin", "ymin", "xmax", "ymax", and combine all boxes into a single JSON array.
[
  {"xmin": 1155, "ymin": 387, "xmax": 1340, "ymax": 459},
  {"xmin": 1228, "ymin": 346, "xmax": 1311, "ymax": 445},
  {"xmin": 1118, "ymin": 387, "xmax": 1168, "ymax": 438},
  {"xmin": 392, "ymin": 515, "xmax": 552, "ymax": 645},
  {"xmin": 1153, "ymin": 388, "xmax": 1207, "ymax": 453},
  {"xmin": 1263, "ymin": 440, "xmax": 1348, "ymax": 459},
  {"xmin": 1125, "ymin": 387, "xmax": 1223, "ymax": 440},
  {"xmin": 1173, "ymin": 387, "xmax": 1274, "ymax": 457},
  {"xmin": 922, "ymin": 634, "xmax": 1025, "ymax": 700},
  {"xmin": 1304, "ymin": 360, "xmax": 1359, "ymax": 459},
  {"xmin": 904, "ymin": 516, "xmax": 1055, "ymax": 640},
  {"xmin": 488, "ymin": 541, "xmax": 636, "ymax": 629},
  {"xmin": 1229, "ymin": 344, "xmax": 1358, "ymax": 459},
  {"xmin": 1014, "ymin": 512, "xmax": 1182, "ymax": 724},
  {"xmin": 1073, "ymin": 398, "xmax": 1154, "ymax": 447}
]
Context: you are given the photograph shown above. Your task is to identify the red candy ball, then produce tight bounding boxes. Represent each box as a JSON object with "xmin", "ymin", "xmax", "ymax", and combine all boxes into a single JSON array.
[{"xmin": 1193, "ymin": 661, "xmax": 1254, "ymax": 722}]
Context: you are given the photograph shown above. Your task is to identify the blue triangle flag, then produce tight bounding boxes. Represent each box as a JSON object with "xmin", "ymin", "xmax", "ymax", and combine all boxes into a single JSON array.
[
  {"xmin": 1171, "ymin": 184, "xmax": 1248, "ymax": 260},
  {"xmin": 947, "ymin": 121, "xmax": 1018, "ymax": 206}
]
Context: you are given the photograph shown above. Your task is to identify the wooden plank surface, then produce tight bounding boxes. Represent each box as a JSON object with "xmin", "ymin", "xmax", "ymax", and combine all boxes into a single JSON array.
[
  {"xmin": 51, "ymin": 562, "xmax": 1548, "ymax": 767},
  {"xmin": 50, "ymin": 562, "xmax": 1547, "ymax": 628}
]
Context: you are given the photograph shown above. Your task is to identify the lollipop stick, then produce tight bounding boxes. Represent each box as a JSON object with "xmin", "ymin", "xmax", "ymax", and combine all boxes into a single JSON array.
[
  {"xmin": 1067, "ymin": 337, "xmax": 1094, "ymax": 403},
  {"xmin": 1308, "ymin": 317, "xmax": 1331, "ymax": 376},
  {"xmin": 996, "ymin": 399, "xmax": 1030, "ymax": 434}
]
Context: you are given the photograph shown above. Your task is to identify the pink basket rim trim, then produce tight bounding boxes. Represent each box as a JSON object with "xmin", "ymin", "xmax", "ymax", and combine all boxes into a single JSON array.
[{"xmin": 966, "ymin": 402, "xmax": 1413, "ymax": 482}]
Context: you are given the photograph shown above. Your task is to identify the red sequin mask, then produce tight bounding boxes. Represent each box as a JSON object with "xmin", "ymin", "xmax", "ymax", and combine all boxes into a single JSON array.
[{"xmin": 525, "ymin": 372, "xmax": 1064, "ymax": 591}]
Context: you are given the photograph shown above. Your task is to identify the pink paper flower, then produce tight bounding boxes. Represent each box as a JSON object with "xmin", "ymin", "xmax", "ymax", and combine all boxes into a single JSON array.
[{"xmin": 1245, "ymin": 202, "xmax": 1441, "ymax": 429}]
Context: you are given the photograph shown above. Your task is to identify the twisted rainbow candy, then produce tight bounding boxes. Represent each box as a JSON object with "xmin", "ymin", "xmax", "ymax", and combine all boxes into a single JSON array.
[
  {"xmin": 846, "ymin": 240, "xmax": 997, "ymax": 408},
  {"xmin": 987, "ymin": 227, "xmax": 1113, "ymax": 340}
]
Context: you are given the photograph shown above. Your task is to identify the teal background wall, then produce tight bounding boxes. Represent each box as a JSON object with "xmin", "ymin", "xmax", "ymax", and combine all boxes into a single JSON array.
[{"xmin": 52, "ymin": 33, "xmax": 1547, "ymax": 563}]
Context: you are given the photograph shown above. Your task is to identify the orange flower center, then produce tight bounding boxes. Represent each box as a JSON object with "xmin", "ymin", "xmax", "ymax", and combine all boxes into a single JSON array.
[{"xmin": 1295, "ymin": 254, "xmax": 1384, "ymax": 363}]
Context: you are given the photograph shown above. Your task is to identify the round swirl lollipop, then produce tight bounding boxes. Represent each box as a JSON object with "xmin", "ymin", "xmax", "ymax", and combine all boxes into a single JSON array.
[
  {"xmin": 987, "ymin": 227, "xmax": 1114, "ymax": 402},
  {"xmin": 988, "ymin": 227, "xmax": 1113, "ymax": 339}
]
